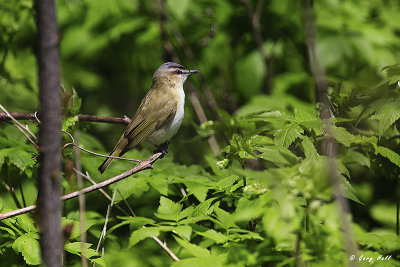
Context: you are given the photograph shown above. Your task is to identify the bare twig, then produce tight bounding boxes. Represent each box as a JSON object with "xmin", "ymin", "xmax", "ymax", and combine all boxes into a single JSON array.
[
  {"xmin": 0, "ymin": 105, "xmax": 39, "ymax": 150},
  {"xmin": 73, "ymin": 132, "xmax": 88, "ymax": 267},
  {"xmin": 0, "ymin": 112, "xmax": 131, "ymax": 125},
  {"xmin": 0, "ymin": 152, "xmax": 163, "ymax": 221},
  {"xmin": 187, "ymin": 87, "xmax": 220, "ymax": 156},
  {"xmin": 241, "ymin": 0, "xmax": 272, "ymax": 93},
  {"xmin": 0, "ymin": 104, "xmax": 37, "ymax": 140},
  {"xmin": 74, "ymin": 170, "xmax": 180, "ymax": 261},
  {"xmin": 2, "ymin": 182, "xmax": 22, "ymax": 209},
  {"xmin": 61, "ymin": 130, "xmax": 140, "ymax": 163},
  {"xmin": 156, "ymin": 1, "xmax": 221, "ymax": 156},
  {"xmin": 95, "ymin": 188, "xmax": 116, "ymax": 255}
]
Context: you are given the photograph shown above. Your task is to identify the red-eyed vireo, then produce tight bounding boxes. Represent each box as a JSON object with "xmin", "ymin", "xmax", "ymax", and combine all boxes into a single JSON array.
[{"xmin": 98, "ymin": 62, "xmax": 199, "ymax": 173}]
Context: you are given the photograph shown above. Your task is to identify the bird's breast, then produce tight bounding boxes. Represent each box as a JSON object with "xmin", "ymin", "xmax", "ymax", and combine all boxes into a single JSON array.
[{"xmin": 148, "ymin": 88, "xmax": 185, "ymax": 145}]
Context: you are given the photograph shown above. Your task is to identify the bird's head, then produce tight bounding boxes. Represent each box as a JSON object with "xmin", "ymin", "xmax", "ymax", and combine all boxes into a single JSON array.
[{"xmin": 153, "ymin": 62, "xmax": 199, "ymax": 86}]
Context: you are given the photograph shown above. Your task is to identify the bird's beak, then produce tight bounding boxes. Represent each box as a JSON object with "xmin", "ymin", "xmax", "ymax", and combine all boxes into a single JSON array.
[{"xmin": 188, "ymin": 69, "xmax": 200, "ymax": 75}]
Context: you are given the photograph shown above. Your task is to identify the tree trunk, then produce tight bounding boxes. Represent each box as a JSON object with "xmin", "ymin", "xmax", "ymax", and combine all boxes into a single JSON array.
[{"xmin": 35, "ymin": 0, "xmax": 62, "ymax": 266}]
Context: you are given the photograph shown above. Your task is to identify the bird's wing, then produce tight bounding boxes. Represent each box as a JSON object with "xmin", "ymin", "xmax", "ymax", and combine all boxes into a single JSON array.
[{"xmin": 119, "ymin": 90, "xmax": 177, "ymax": 154}]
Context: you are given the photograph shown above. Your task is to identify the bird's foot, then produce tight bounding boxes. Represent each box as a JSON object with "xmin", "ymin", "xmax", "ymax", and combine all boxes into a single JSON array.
[{"xmin": 153, "ymin": 141, "xmax": 170, "ymax": 158}]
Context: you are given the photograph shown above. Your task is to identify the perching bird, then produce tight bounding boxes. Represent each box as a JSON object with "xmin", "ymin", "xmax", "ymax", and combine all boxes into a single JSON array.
[{"xmin": 98, "ymin": 62, "xmax": 199, "ymax": 173}]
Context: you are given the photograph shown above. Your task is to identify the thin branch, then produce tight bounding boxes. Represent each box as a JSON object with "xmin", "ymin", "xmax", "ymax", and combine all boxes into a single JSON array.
[
  {"xmin": 78, "ymin": 170, "xmax": 180, "ymax": 261},
  {"xmin": 61, "ymin": 130, "xmax": 140, "ymax": 163},
  {"xmin": 2, "ymin": 182, "xmax": 22, "ymax": 209},
  {"xmin": 73, "ymin": 132, "xmax": 88, "ymax": 267},
  {"xmin": 301, "ymin": 0, "xmax": 357, "ymax": 263},
  {"xmin": 0, "ymin": 105, "xmax": 39, "ymax": 150},
  {"xmin": 74, "ymin": 169, "xmax": 130, "ymax": 216},
  {"xmin": 0, "ymin": 152, "xmax": 163, "ymax": 221},
  {"xmin": 241, "ymin": 0, "xmax": 272, "ymax": 93},
  {"xmin": 156, "ymin": 1, "xmax": 221, "ymax": 156},
  {"xmin": 0, "ymin": 112, "xmax": 131, "ymax": 125},
  {"xmin": 95, "ymin": 188, "xmax": 116, "ymax": 254},
  {"xmin": 0, "ymin": 104, "xmax": 37, "ymax": 140}
]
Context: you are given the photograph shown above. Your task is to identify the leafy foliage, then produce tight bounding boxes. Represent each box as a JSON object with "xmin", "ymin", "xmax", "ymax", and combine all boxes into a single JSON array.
[{"xmin": 1, "ymin": 0, "xmax": 400, "ymax": 266}]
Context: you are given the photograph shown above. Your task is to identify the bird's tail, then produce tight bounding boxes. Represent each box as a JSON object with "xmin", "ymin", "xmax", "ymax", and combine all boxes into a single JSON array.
[
  {"xmin": 98, "ymin": 148, "xmax": 121, "ymax": 174},
  {"xmin": 98, "ymin": 156, "xmax": 113, "ymax": 174}
]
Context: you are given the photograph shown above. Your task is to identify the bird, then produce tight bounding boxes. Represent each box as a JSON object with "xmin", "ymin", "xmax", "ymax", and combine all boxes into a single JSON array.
[{"xmin": 98, "ymin": 62, "xmax": 199, "ymax": 173}]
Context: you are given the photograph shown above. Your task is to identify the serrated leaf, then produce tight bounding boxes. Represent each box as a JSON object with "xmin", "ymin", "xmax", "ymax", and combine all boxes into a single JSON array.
[
  {"xmin": 2, "ymin": 148, "xmax": 35, "ymax": 176},
  {"xmin": 301, "ymin": 136, "xmax": 318, "ymax": 159},
  {"xmin": 215, "ymin": 175, "xmax": 239, "ymax": 191},
  {"xmin": 342, "ymin": 150, "xmax": 370, "ymax": 168},
  {"xmin": 12, "ymin": 232, "xmax": 41, "ymax": 265},
  {"xmin": 16, "ymin": 214, "xmax": 36, "ymax": 233},
  {"xmin": 155, "ymin": 197, "xmax": 183, "ymax": 221},
  {"xmin": 148, "ymin": 174, "xmax": 169, "ymax": 195},
  {"xmin": 108, "ymin": 216, "xmax": 154, "ymax": 235},
  {"xmin": 64, "ymin": 242, "xmax": 100, "ymax": 259},
  {"xmin": 129, "ymin": 227, "xmax": 160, "ymax": 247},
  {"xmin": 257, "ymin": 146, "xmax": 298, "ymax": 166},
  {"xmin": 214, "ymin": 207, "xmax": 237, "ymax": 229},
  {"xmin": 91, "ymin": 257, "xmax": 106, "ymax": 267},
  {"xmin": 177, "ymin": 206, "xmax": 195, "ymax": 222},
  {"xmin": 255, "ymin": 110, "xmax": 291, "ymax": 122},
  {"xmin": 330, "ymin": 126, "xmax": 354, "ymax": 147},
  {"xmin": 339, "ymin": 175, "xmax": 363, "ymax": 204},
  {"xmin": 294, "ymin": 108, "xmax": 316, "ymax": 122},
  {"xmin": 370, "ymin": 99, "xmax": 400, "ymax": 136},
  {"xmin": 185, "ymin": 183, "xmax": 208, "ymax": 202},
  {"xmin": 375, "ymin": 146, "xmax": 400, "ymax": 168},
  {"xmin": 382, "ymin": 64, "xmax": 400, "ymax": 85},
  {"xmin": 194, "ymin": 229, "xmax": 228, "ymax": 243},
  {"xmin": 173, "ymin": 235, "xmax": 210, "ymax": 258},
  {"xmin": 0, "ymin": 226, "xmax": 15, "ymax": 237},
  {"xmin": 174, "ymin": 225, "xmax": 192, "ymax": 240},
  {"xmin": 62, "ymin": 116, "xmax": 79, "ymax": 131},
  {"xmin": 171, "ymin": 255, "xmax": 226, "ymax": 267},
  {"xmin": 274, "ymin": 123, "xmax": 303, "ymax": 148},
  {"xmin": 192, "ymin": 198, "xmax": 218, "ymax": 217}
]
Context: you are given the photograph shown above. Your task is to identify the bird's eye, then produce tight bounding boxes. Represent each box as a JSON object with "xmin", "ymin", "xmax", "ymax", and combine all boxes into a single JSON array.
[{"xmin": 174, "ymin": 70, "xmax": 182, "ymax": 74}]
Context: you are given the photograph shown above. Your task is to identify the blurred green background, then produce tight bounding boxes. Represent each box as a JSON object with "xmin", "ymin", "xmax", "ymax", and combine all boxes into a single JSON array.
[{"xmin": 2, "ymin": 0, "xmax": 400, "ymax": 266}]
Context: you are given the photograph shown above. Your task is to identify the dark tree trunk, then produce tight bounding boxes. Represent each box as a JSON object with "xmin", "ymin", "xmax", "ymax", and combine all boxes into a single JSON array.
[{"xmin": 34, "ymin": 0, "xmax": 62, "ymax": 266}]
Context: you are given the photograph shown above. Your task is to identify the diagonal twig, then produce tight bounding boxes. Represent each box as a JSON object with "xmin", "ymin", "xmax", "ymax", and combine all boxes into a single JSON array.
[{"xmin": 0, "ymin": 152, "xmax": 163, "ymax": 221}]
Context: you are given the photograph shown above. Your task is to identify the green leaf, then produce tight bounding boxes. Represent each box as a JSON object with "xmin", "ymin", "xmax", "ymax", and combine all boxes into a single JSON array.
[
  {"xmin": 370, "ymin": 99, "xmax": 400, "ymax": 136},
  {"xmin": 148, "ymin": 174, "xmax": 169, "ymax": 195},
  {"xmin": 301, "ymin": 136, "xmax": 319, "ymax": 159},
  {"xmin": 171, "ymin": 255, "xmax": 226, "ymax": 267},
  {"xmin": 64, "ymin": 242, "xmax": 100, "ymax": 259},
  {"xmin": 215, "ymin": 175, "xmax": 239, "ymax": 191},
  {"xmin": 1, "ymin": 148, "xmax": 35, "ymax": 177},
  {"xmin": 342, "ymin": 149, "xmax": 370, "ymax": 168},
  {"xmin": 129, "ymin": 227, "xmax": 160, "ymax": 247},
  {"xmin": 16, "ymin": 214, "xmax": 36, "ymax": 233},
  {"xmin": 274, "ymin": 123, "xmax": 304, "ymax": 148},
  {"xmin": 375, "ymin": 146, "xmax": 400, "ymax": 168},
  {"xmin": 155, "ymin": 197, "xmax": 183, "ymax": 221},
  {"xmin": 173, "ymin": 235, "xmax": 210, "ymax": 258},
  {"xmin": 382, "ymin": 64, "xmax": 400, "ymax": 85},
  {"xmin": 12, "ymin": 232, "xmax": 41, "ymax": 265},
  {"xmin": 192, "ymin": 198, "xmax": 218, "ymax": 217},
  {"xmin": 174, "ymin": 225, "xmax": 192, "ymax": 240},
  {"xmin": 62, "ymin": 116, "xmax": 79, "ymax": 132},
  {"xmin": 257, "ymin": 146, "xmax": 298, "ymax": 166},
  {"xmin": 194, "ymin": 229, "xmax": 228, "ymax": 244},
  {"xmin": 214, "ymin": 207, "xmax": 237, "ymax": 229},
  {"xmin": 108, "ymin": 217, "xmax": 154, "ymax": 235},
  {"xmin": 339, "ymin": 175, "xmax": 363, "ymax": 204},
  {"xmin": 253, "ymin": 110, "xmax": 291, "ymax": 122},
  {"xmin": 330, "ymin": 126, "xmax": 354, "ymax": 147}
]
